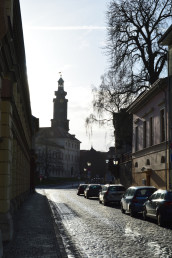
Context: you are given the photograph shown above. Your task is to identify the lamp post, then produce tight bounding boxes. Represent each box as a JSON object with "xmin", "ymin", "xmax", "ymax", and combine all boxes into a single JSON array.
[
  {"xmin": 83, "ymin": 168, "xmax": 87, "ymax": 181},
  {"xmin": 87, "ymin": 162, "xmax": 91, "ymax": 182},
  {"xmin": 105, "ymin": 157, "xmax": 119, "ymax": 183}
]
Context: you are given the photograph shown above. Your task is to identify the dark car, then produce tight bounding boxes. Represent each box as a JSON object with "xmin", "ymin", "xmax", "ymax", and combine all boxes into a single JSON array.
[
  {"xmin": 121, "ymin": 186, "xmax": 157, "ymax": 216},
  {"xmin": 99, "ymin": 184, "xmax": 126, "ymax": 206},
  {"xmin": 143, "ymin": 189, "xmax": 172, "ymax": 226},
  {"xmin": 77, "ymin": 184, "xmax": 88, "ymax": 195},
  {"xmin": 84, "ymin": 184, "xmax": 102, "ymax": 199}
]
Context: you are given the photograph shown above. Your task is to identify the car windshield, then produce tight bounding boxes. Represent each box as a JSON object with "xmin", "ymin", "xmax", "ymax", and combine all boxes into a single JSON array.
[
  {"xmin": 90, "ymin": 185, "xmax": 100, "ymax": 189},
  {"xmin": 109, "ymin": 186, "xmax": 125, "ymax": 192},
  {"xmin": 136, "ymin": 188, "xmax": 156, "ymax": 197},
  {"xmin": 80, "ymin": 185, "xmax": 87, "ymax": 189}
]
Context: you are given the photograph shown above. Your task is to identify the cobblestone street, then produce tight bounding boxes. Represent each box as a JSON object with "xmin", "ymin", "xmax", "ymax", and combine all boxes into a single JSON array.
[{"xmin": 45, "ymin": 186, "xmax": 172, "ymax": 258}]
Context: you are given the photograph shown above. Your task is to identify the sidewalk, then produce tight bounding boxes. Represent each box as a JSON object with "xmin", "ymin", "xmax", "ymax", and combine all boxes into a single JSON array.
[{"xmin": 3, "ymin": 189, "xmax": 67, "ymax": 258}]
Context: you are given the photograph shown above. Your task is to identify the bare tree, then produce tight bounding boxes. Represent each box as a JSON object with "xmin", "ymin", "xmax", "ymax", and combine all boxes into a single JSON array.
[
  {"xmin": 107, "ymin": 0, "xmax": 171, "ymax": 91},
  {"xmin": 85, "ymin": 70, "xmax": 133, "ymax": 129},
  {"xmin": 86, "ymin": 0, "xmax": 171, "ymax": 141}
]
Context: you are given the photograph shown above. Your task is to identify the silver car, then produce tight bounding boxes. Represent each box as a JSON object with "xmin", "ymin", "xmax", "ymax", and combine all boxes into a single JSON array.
[{"xmin": 99, "ymin": 184, "xmax": 126, "ymax": 206}]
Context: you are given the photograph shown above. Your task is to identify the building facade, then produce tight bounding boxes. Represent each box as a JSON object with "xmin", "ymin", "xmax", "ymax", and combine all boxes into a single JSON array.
[
  {"xmin": 35, "ymin": 77, "xmax": 80, "ymax": 178},
  {"xmin": 159, "ymin": 24, "xmax": 172, "ymax": 190},
  {"xmin": 0, "ymin": 0, "xmax": 33, "ymax": 244},
  {"xmin": 113, "ymin": 109, "xmax": 133, "ymax": 187},
  {"xmin": 128, "ymin": 78, "xmax": 169, "ymax": 189},
  {"xmin": 80, "ymin": 147, "xmax": 107, "ymax": 182}
]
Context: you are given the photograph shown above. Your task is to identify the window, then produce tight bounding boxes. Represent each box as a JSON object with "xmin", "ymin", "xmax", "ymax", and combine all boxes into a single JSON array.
[
  {"xmin": 135, "ymin": 162, "xmax": 138, "ymax": 167},
  {"xmin": 146, "ymin": 159, "xmax": 150, "ymax": 165},
  {"xmin": 149, "ymin": 193, "xmax": 156, "ymax": 200},
  {"xmin": 161, "ymin": 156, "xmax": 165, "ymax": 163},
  {"xmin": 135, "ymin": 126, "xmax": 138, "ymax": 151},
  {"xmin": 143, "ymin": 121, "xmax": 147, "ymax": 148},
  {"xmin": 149, "ymin": 117, "xmax": 153, "ymax": 146},
  {"xmin": 160, "ymin": 109, "xmax": 165, "ymax": 142},
  {"xmin": 126, "ymin": 188, "xmax": 135, "ymax": 197}
]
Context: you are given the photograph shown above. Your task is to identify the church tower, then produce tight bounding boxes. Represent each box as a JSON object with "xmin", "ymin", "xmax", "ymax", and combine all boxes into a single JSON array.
[{"xmin": 51, "ymin": 76, "xmax": 69, "ymax": 131}]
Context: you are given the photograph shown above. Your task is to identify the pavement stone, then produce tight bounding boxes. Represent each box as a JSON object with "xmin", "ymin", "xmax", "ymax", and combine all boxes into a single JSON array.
[{"xmin": 3, "ymin": 189, "xmax": 67, "ymax": 258}]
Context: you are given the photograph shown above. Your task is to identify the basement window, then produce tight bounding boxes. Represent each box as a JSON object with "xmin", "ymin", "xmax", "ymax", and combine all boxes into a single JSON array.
[
  {"xmin": 146, "ymin": 159, "xmax": 150, "ymax": 165},
  {"xmin": 135, "ymin": 162, "xmax": 138, "ymax": 167},
  {"xmin": 161, "ymin": 156, "xmax": 165, "ymax": 163}
]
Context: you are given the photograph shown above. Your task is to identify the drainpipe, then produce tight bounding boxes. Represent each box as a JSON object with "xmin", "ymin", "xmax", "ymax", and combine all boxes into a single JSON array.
[
  {"xmin": 167, "ymin": 46, "xmax": 172, "ymax": 190},
  {"xmin": 163, "ymin": 87, "xmax": 168, "ymax": 190}
]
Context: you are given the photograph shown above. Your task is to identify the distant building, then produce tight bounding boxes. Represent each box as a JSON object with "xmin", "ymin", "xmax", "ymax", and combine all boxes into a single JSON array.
[
  {"xmin": 35, "ymin": 77, "xmax": 80, "ymax": 178},
  {"xmin": 113, "ymin": 109, "xmax": 132, "ymax": 154},
  {"xmin": 113, "ymin": 109, "xmax": 133, "ymax": 188},
  {"xmin": 80, "ymin": 147, "xmax": 107, "ymax": 182}
]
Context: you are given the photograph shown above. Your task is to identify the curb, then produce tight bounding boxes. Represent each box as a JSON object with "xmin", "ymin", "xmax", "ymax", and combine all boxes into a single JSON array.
[{"xmin": 45, "ymin": 195, "xmax": 68, "ymax": 258}]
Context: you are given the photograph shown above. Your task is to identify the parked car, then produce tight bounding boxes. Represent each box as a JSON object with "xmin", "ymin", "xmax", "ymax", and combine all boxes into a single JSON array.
[
  {"xmin": 99, "ymin": 184, "xmax": 126, "ymax": 206},
  {"xmin": 77, "ymin": 184, "xmax": 88, "ymax": 195},
  {"xmin": 121, "ymin": 186, "xmax": 157, "ymax": 216},
  {"xmin": 84, "ymin": 184, "xmax": 102, "ymax": 199},
  {"xmin": 143, "ymin": 189, "xmax": 172, "ymax": 226}
]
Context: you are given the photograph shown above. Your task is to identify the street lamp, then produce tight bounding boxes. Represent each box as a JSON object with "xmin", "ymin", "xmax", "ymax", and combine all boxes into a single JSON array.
[
  {"xmin": 105, "ymin": 157, "xmax": 119, "ymax": 183},
  {"xmin": 83, "ymin": 168, "xmax": 87, "ymax": 177},
  {"xmin": 87, "ymin": 162, "xmax": 91, "ymax": 182},
  {"xmin": 113, "ymin": 159, "xmax": 118, "ymax": 165}
]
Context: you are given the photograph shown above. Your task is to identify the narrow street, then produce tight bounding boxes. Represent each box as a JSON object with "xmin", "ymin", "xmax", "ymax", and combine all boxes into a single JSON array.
[{"xmin": 43, "ymin": 185, "xmax": 172, "ymax": 258}]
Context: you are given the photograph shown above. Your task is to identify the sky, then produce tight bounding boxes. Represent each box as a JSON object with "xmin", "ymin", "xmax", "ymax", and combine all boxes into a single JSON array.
[{"xmin": 19, "ymin": 0, "xmax": 114, "ymax": 151}]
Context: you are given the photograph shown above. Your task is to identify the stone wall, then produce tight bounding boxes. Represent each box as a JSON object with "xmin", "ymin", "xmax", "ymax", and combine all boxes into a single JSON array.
[{"xmin": 0, "ymin": 0, "xmax": 32, "ymax": 244}]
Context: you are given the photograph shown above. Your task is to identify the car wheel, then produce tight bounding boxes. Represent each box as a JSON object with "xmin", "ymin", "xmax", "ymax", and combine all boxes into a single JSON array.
[
  {"xmin": 121, "ymin": 204, "xmax": 125, "ymax": 214},
  {"xmin": 143, "ymin": 209, "xmax": 147, "ymax": 220},
  {"xmin": 157, "ymin": 213, "xmax": 164, "ymax": 226},
  {"xmin": 129, "ymin": 207, "xmax": 135, "ymax": 217},
  {"xmin": 103, "ymin": 199, "xmax": 107, "ymax": 206}
]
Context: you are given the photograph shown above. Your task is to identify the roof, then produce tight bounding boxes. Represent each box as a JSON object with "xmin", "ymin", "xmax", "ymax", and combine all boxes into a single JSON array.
[
  {"xmin": 159, "ymin": 25, "xmax": 172, "ymax": 46},
  {"xmin": 128, "ymin": 186, "xmax": 156, "ymax": 189},
  {"xmin": 36, "ymin": 126, "xmax": 81, "ymax": 143},
  {"xmin": 127, "ymin": 77, "xmax": 167, "ymax": 113}
]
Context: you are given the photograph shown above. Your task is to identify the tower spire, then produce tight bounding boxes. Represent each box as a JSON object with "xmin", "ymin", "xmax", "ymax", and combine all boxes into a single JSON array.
[{"xmin": 58, "ymin": 73, "xmax": 64, "ymax": 90}]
